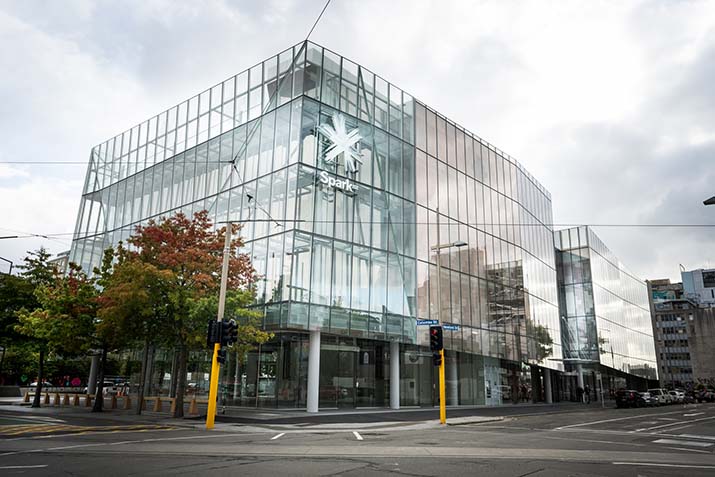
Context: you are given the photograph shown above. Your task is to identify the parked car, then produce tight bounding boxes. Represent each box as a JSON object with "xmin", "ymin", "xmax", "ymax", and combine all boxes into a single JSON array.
[
  {"xmin": 695, "ymin": 388, "xmax": 715, "ymax": 403},
  {"xmin": 648, "ymin": 388, "xmax": 673, "ymax": 405},
  {"xmin": 29, "ymin": 381, "xmax": 53, "ymax": 388},
  {"xmin": 668, "ymin": 390, "xmax": 685, "ymax": 403},
  {"xmin": 638, "ymin": 391, "xmax": 657, "ymax": 407},
  {"xmin": 616, "ymin": 389, "xmax": 642, "ymax": 408},
  {"xmin": 83, "ymin": 381, "xmax": 121, "ymax": 395}
]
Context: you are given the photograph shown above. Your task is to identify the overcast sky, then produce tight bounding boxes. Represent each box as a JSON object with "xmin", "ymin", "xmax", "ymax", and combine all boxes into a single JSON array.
[{"xmin": 1, "ymin": 0, "xmax": 713, "ymax": 281}]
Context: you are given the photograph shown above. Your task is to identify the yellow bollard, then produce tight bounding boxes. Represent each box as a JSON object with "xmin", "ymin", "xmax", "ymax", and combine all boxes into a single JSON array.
[
  {"xmin": 170, "ymin": 398, "xmax": 177, "ymax": 415},
  {"xmin": 110, "ymin": 395, "xmax": 117, "ymax": 409},
  {"xmin": 63, "ymin": 393, "xmax": 70, "ymax": 405},
  {"xmin": 189, "ymin": 398, "xmax": 198, "ymax": 415},
  {"xmin": 73, "ymin": 394, "xmax": 80, "ymax": 406},
  {"xmin": 85, "ymin": 394, "xmax": 92, "ymax": 407},
  {"xmin": 53, "ymin": 393, "xmax": 61, "ymax": 406},
  {"xmin": 24, "ymin": 391, "xmax": 30, "ymax": 403},
  {"xmin": 123, "ymin": 395, "xmax": 132, "ymax": 410},
  {"xmin": 44, "ymin": 393, "xmax": 50, "ymax": 404},
  {"xmin": 152, "ymin": 397, "xmax": 161, "ymax": 412}
]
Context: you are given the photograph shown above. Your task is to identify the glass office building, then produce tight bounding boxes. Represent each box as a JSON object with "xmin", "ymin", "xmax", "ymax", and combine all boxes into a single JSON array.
[
  {"xmin": 71, "ymin": 41, "xmax": 564, "ymax": 409},
  {"xmin": 554, "ymin": 227, "xmax": 657, "ymax": 396}
]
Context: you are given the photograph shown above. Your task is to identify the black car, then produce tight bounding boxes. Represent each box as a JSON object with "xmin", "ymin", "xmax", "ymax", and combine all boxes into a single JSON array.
[{"xmin": 616, "ymin": 389, "xmax": 643, "ymax": 408}]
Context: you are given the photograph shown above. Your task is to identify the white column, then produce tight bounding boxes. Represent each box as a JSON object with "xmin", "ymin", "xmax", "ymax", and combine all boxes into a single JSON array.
[
  {"xmin": 390, "ymin": 341, "xmax": 400, "ymax": 409},
  {"xmin": 544, "ymin": 368, "xmax": 553, "ymax": 404},
  {"xmin": 448, "ymin": 352, "xmax": 459, "ymax": 406},
  {"xmin": 307, "ymin": 330, "xmax": 321, "ymax": 413},
  {"xmin": 87, "ymin": 354, "xmax": 100, "ymax": 395}
]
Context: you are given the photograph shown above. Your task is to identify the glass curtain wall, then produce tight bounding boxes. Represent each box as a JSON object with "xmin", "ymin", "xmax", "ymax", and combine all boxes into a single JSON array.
[
  {"xmin": 555, "ymin": 227, "xmax": 657, "ymax": 380},
  {"xmin": 71, "ymin": 41, "xmax": 564, "ymax": 408}
]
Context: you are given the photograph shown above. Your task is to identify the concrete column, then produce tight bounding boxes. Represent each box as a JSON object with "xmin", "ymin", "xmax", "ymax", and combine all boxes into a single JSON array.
[
  {"xmin": 576, "ymin": 364, "xmax": 584, "ymax": 388},
  {"xmin": 87, "ymin": 354, "xmax": 100, "ymax": 395},
  {"xmin": 390, "ymin": 341, "xmax": 400, "ymax": 410},
  {"xmin": 307, "ymin": 330, "xmax": 321, "ymax": 413},
  {"xmin": 544, "ymin": 368, "xmax": 553, "ymax": 404},
  {"xmin": 447, "ymin": 352, "xmax": 459, "ymax": 406}
]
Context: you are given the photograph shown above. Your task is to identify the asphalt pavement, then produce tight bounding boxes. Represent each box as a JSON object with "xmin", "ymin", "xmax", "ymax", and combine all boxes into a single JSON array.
[{"xmin": 1, "ymin": 402, "xmax": 714, "ymax": 476}]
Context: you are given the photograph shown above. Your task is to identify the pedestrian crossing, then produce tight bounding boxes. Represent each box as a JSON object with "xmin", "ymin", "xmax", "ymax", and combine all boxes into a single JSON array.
[{"xmin": 0, "ymin": 423, "xmax": 176, "ymax": 438}]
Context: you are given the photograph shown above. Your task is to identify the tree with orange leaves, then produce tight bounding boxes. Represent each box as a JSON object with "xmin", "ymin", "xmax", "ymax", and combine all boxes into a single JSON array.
[{"xmin": 98, "ymin": 210, "xmax": 260, "ymax": 417}]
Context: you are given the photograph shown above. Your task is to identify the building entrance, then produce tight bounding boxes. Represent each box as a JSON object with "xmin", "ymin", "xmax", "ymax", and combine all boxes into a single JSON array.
[{"xmin": 318, "ymin": 336, "xmax": 389, "ymax": 408}]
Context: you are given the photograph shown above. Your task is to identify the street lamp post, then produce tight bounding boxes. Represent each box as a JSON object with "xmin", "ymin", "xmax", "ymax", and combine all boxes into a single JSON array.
[{"xmin": 431, "ymin": 208, "xmax": 467, "ymax": 423}]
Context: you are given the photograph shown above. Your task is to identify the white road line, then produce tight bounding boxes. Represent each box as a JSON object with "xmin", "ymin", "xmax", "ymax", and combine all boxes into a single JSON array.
[
  {"xmin": 678, "ymin": 434, "xmax": 715, "ymax": 441},
  {"xmin": 612, "ymin": 462, "xmax": 715, "ymax": 469},
  {"xmin": 353, "ymin": 431, "xmax": 363, "ymax": 441},
  {"xmin": 683, "ymin": 412, "xmax": 704, "ymax": 417},
  {"xmin": 652, "ymin": 438, "xmax": 714, "ymax": 448},
  {"xmin": 271, "ymin": 433, "xmax": 285, "ymax": 440},
  {"xmin": 554, "ymin": 410, "xmax": 686, "ymax": 430},
  {"xmin": 0, "ymin": 465, "xmax": 49, "ymax": 470},
  {"xmin": 635, "ymin": 415, "xmax": 715, "ymax": 432}
]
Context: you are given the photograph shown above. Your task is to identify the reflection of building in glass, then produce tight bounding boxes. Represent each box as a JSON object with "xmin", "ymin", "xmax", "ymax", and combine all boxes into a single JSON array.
[
  {"xmin": 555, "ymin": 227, "xmax": 658, "ymax": 398},
  {"xmin": 71, "ymin": 41, "xmax": 566, "ymax": 410}
]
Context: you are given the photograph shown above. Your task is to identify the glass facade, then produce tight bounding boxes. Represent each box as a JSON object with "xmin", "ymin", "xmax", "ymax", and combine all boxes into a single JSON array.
[
  {"xmin": 71, "ymin": 41, "xmax": 565, "ymax": 408},
  {"xmin": 555, "ymin": 227, "xmax": 657, "ymax": 380}
]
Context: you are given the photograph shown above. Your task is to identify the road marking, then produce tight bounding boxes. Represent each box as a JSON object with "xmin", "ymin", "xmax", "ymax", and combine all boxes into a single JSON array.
[
  {"xmin": 635, "ymin": 416, "xmax": 715, "ymax": 432},
  {"xmin": 271, "ymin": 433, "xmax": 285, "ymax": 440},
  {"xmin": 0, "ymin": 465, "xmax": 49, "ymax": 470},
  {"xmin": 683, "ymin": 412, "xmax": 704, "ymax": 417},
  {"xmin": 678, "ymin": 434, "xmax": 715, "ymax": 441},
  {"xmin": 653, "ymin": 438, "xmax": 714, "ymax": 448},
  {"xmin": 353, "ymin": 431, "xmax": 363, "ymax": 441},
  {"xmin": 554, "ymin": 409, "xmax": 686, "ymax": 430},
  {"xmin": 612, "ymin": 462, "xmax": 715, "ymax": 469}
]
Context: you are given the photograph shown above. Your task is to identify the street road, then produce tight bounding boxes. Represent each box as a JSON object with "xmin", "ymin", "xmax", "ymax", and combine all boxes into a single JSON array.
[{"xmin": 1, "ymin": 403, "xmax": 714, "ymax": 475}]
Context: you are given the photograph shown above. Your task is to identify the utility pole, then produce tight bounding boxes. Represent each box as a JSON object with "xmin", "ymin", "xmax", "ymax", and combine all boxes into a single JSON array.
[
  {"xmin": 206, "ymin": 224, "xmax": 231, "ymax": 430},
  {"xmin": 435, "ymin": 217, "xmax": 446, "ymax": 425},
  {"xmin": 430, "ymin": 208, "xmax": 467, "ymax": 425}
]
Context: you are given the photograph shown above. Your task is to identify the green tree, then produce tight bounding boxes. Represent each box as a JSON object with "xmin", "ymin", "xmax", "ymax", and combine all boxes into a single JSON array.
[
  {"xmin": 16, "ymin": 262, "xmax": 97, "ymax": 407},
  {"xmin": 98, "ymin": 211, "xmax": 258, "ymax": 417}
]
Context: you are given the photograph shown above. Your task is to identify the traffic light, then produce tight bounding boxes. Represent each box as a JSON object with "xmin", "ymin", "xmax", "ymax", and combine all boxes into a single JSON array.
[
  {"xmin": 207, "ymin": 320, "xmax": 222, "ymax": 348},
  {"xmin": 432, "ymin": 352, "xmax": 442, "ymax": 366},
  {"xmin": 222, "ymin": 319, "xmax": 238, "ymax": 347},
  {"xmin": 429, "ymin": 325, "xmax": 443, "ymax": 351},
  {"xmin": 217, "ymin": 347, "xmax": 227, "ymax": 364}
]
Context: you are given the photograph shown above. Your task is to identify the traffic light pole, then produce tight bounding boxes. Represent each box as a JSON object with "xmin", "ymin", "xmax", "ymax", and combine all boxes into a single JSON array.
[
  {"xmin": 435, "ymin": 211, "xmax": 446, "ymax": 425},
  {"xmin": 439, "ymin": 349, "xmax": 446, "ymax": 424},
  {"xmin": 206, "ymin": 224, "xmax": 231, "ymax": 430}
]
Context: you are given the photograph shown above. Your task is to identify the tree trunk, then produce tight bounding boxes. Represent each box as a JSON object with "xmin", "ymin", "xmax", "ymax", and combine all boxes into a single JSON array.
[
  {"xmin": 169, "ymin": 350, "xmax": 179, "ymax": 398},
  {"xmin": 92, "ymin": 348, "xmax": 108, "ymax": 412},
  {"xmin": 135, "ymin": 340, "xmax": 149, "ymax": 415},
  {"xmin": 31, "ymin": 349, "xmax": 45, "ymax": 408},
  {"xmin": 173, "ymin": 343, "xmax": 188, "ymax": 418}
]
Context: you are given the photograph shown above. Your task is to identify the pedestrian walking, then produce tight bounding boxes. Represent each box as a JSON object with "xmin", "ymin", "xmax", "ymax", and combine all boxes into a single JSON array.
[
  {"xmin": 584, "ymin": 384, "xmax": 591, "ymax": 404},
  {"xmin": 576, "ymin": 386, "xmax": 584, "ymax": 403}
]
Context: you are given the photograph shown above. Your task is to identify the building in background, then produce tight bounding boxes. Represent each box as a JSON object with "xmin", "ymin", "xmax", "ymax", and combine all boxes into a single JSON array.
[
  {"xmin": 647, "ymin": 279, "xmax": 694, "ymax": 388},
  {"xmin": 49, "ymin": 250, "xmax": 70, "ymax": 275},
  {"xmin": 70, "ymin": 41, "xmax": 564, "ymax": 410},
  {"xmin": 554, "ymin": 227, "xmax": 658, "ymax": 401},
  {"xmin": 647, "ymin": 278, "xmax": 715, "ymax": 389},
  {"xmin": 682, "ymin": 268, "xmax": 715, "ymax": 306}
]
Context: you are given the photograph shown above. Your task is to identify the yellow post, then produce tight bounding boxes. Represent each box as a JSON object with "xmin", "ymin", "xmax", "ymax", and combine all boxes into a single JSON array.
[
  {"xmin": 206, "ymin": 222, "xmax": 231, "ymax": 430},
  {"xmin": 205, "ymin": 343, "xmax": 221, "ymax": 429},
  {"xmin": 439, "ymin": 349, "xmax": 446, "ymax": 424}
]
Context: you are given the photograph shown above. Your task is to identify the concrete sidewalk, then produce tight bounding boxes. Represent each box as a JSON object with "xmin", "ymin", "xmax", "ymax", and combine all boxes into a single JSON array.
[{"xmin": 2, "ymin": 396, "xmax": 608, "ymax": 427}]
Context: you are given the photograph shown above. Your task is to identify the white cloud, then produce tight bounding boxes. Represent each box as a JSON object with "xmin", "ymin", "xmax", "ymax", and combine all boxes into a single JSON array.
[{"xmin": 0, "ymin": 0, "xmax": 713, "ymax": 282}]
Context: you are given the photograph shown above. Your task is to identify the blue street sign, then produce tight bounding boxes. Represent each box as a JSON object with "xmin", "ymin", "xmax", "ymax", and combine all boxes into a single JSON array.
[
  {"xmin": 416, "ymin": 319, "xmax": 439, "ymax": 326},
  {"xmin": 443, "ymin": 324, "xmax": 460, "ymax": 331}
]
